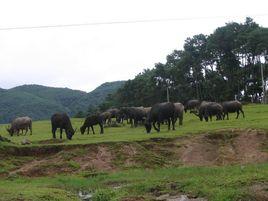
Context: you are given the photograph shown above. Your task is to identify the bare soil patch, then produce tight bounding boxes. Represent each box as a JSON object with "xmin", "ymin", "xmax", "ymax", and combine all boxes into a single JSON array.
[
  {"xmin": 249, "ymin": 183, "xmax": 268, "ymax": 201},
  {"xmin": 5, "ymin": 129, "xmax": 268, "ymax": 177},
  {"xmin": 178, "ymin": 129, "xmax": 268, "ymax": 166}
]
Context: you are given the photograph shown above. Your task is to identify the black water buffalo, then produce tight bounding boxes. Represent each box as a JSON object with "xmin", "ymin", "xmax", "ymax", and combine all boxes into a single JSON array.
[
  {"xmin": 51, "ymin": 113, "xmax": 76, "ymax": 140},
  {"xmin": 191, "ymin": 101, "xmax": 223, "ymax": 122},
  {"xmin": 174, "ymin": 102, "xmax": 184, "ymax": 125},
  {"xmin": 184, "ymin": 99, "xmax": 200, "ymax": 113},
  {"xmin": 221, "ymin": 100, "xmax": 245, "ymax": 120},
  {"xmin": 120, "ymin": 107, "xmax": 147, "ymax": 127},
  {"xmin": 99, "ymin": 111, "xmax": 111, "ymax": 125},
  {"xmin": 204, "ymin": 102, "xmax": 223, "ymax": 121},
  {"xmin": 6, "ymin": 116, "xmax": 32, "ymax": 136},
  {"xmin": 116, "ymin": 108, "xmax": 128, "ymax": 124},
  {"xmin": 80, "ymin": 114, "xmax": 104, "ymax": 134},
  {"xmin": 106, "ymin": 108, "xmax": 120, "ymax": 124},
  {"xmin": 145, "ymin": 102, "xmax": 176, "ymax": 133}
]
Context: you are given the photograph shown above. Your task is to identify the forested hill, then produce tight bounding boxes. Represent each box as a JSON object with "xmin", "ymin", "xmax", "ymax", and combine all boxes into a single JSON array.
[
  {"xmin": 101, "ymin": 17, "xmax": 268, "ymax": 109},
  {"xmin": 0, "ymin": 81, "xmax": 125, "ymax": 123}
]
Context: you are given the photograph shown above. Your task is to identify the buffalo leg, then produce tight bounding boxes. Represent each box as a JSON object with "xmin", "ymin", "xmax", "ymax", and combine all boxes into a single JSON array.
[
  {"xmin": 134, "ymin": 119, "xmax": 138, "ymax": 127},
  {"xmin": 157, "ymin": 122, "xmax": 160, "ymax": 132},
  {"xmin": 179, "ymin": 115, "xmax": 183, "ymax": 126},
  {"xmin": 130, "ymin": 118, "xmax": 133, "ymax": 127},
  {"xmin": 172, "ymin": 118, "xmax": 176, "ymax": 130},
  {"xmin": 99, "ymin": 123, "xmax": 104, "ymax": 134},
  {"xmin": 91, "ymin": 126, "xmax": 95, "ymax": 134},
  {"xmin": 87, "ymin": 127, "xmax": 90, "ymax": 134},
  {"xmin": 236, "ymin": 111, "xmax": 240, "ymax": 119},
  {"xmin": 240, "ymin": 109, "xmax": 245, "ymax": 118},
  {"xmin": 167, "ymin": 119, "xmax": 171, "ymax": 130},
  {"xmin": 52, "ymin": 128, "xmax": 56, "ymax": 139},
  {"xmin": 153, "ymin": 122, "xmax": 159, "ymax": 132},
  {"xmin": 24, "ymin": 128, "xmax": 28, "ymax": 135},
  {"xmin": 60, "ymin": 128, "xmax": 63, "ymax": 139}
]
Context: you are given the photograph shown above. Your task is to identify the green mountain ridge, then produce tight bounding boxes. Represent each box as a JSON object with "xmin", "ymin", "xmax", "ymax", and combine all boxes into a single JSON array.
[{"xmin": 0, "ymin": 81, "xmax": 125, "ymax": 123}]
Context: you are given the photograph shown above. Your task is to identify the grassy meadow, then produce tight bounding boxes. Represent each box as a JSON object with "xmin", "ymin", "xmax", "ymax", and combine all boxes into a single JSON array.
[
  {"xmin": 0, "ymin": 104, "xmax": 268, "ymax": 146},
  {"xmin": 0, "ymin": 104, "xmax": 268, "ymax": 201}
]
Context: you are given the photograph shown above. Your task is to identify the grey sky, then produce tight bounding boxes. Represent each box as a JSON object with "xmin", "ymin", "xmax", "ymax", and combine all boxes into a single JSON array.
[{"xmin": 0, "ymin": 0, "xmax": 268, "ymax": 92}]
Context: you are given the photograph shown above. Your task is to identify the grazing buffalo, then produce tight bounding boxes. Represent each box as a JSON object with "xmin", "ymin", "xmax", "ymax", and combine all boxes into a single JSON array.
[
  {"xmin": 116, "ymin": 108, "xmax": 128, "ymax": 124},
  {"xmin": 120, "ymin": 107, "xmax": 147, "ymax": 127},
  {"xmin": 99, "ymin": 111, "xmax": 111, "ymax": 125},
  {"xmin": 191, "ymin": 101, "xmax": 223, "ymax": 122},
  {"xmin": 145, "ymin": 102, "xmax": 176, "ymax": 133},
  {"xmin": 51, "ymin": 113, "xmax": 76, "ymax": 140},
  {"xmin": 106, "ymin": 108, "xmax": 120, "ymax": 124},
  {"xmin": 80, "ymin": 114, "xmax": 104, "ymax": 134},
  {"xmin": 221, "ymin": 100, "xmax": 245, "ymax": 120},
  {"xmin": 184, "ymin": 99, "xmax": 200, "ymax": 113},
  {"xmin": 6, "ymin": 116, "xmax": 32, "ymax": 136},
  {"xmin": 174, "ymin": 102, "xmax": 184, "ymax": 125}
]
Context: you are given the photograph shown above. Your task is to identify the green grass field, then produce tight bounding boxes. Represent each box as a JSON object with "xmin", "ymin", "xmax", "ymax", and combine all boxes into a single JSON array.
[
  {"xmin": 0, "ymin": 104, "xmax": 268, "ymax": 146},
  {"xmin": 0, "ymin": 104, "xmax": 268, "ymax": 201}
]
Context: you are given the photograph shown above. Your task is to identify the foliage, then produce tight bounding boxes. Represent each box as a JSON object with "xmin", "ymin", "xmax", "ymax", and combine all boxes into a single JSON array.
[{"xmin": 104, "ymin": 18, "xmax": 268, "ymax": 107}]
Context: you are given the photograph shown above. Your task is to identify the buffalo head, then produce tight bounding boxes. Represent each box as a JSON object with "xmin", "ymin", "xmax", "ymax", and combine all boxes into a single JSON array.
[
  {"xmin": 66, "ymin": 128, "xmax": 76, "ymax": 140},
  {"xmin": 6, "ymin": 126, "xmax": 14, "ymax": 136}
]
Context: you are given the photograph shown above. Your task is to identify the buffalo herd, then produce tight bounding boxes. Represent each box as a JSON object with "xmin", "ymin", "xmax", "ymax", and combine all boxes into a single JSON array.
[{"xmin": 5, "ymin": 100, "xmax": 245, "ymax": 140}]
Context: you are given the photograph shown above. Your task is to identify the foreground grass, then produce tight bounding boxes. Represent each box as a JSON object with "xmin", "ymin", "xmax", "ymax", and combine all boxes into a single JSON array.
[
  {"xmin": 0, "ymin": 104, "xmax": 267, "ymax": 200},
  {"xmin": 0, "ymin": 163, "xmax": 267, "ymax": 201},
  {"xmin": 0, "ymin": 104, "xmax": 268, "ymax": 146}
]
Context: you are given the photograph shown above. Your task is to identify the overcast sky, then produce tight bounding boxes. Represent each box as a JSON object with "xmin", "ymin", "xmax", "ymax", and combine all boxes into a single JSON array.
[{"xmin": 0, "ymin": 0, "xmax": 268, "ymax": 92}]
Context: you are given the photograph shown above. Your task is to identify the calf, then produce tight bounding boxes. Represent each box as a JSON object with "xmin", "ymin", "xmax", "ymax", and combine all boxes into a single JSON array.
[{"xmin": 80, "ymin": 114, "xmax": 104, "ymax": 134}]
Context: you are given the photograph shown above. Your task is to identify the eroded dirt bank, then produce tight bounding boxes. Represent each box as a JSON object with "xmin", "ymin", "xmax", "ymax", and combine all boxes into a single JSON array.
[{"xmin": 1, "ymin": 128, "xmax": 267, "ymax": 177}]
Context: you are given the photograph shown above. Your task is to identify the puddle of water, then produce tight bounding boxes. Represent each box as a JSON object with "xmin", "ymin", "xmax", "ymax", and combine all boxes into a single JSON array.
[{"xmin": 78, "ymin": 190, "xmax": 93, "ymax": 201}]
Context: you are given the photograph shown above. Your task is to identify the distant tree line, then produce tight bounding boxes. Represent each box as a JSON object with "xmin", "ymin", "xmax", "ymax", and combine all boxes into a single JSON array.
[{"xmin": 99, "ymin": 18, "xmax": 268, "ymax": 109}]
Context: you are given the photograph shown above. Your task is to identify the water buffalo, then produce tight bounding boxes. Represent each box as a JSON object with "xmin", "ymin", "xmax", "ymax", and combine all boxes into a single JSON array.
[
  {"xmin": 184, "ymin": 99, "xmax": 200, "ymax": 113},
  {"xmin": 99, "ymin": 111, "xmax": 111, "ymax": 125},
  {"xmin": 116, "ymin": 108, "xmax": 128, "ymax": 124},
  {"xmin": 80, "ymin": 114, "xmax": 104, "ymax": 134},
  {"xmin": 51, "ymin": 113, "xmax": 76, "ymax": 140},
  {"xmin": 145, "ymin": 102, "xmax": 176, "ymax": 133},
  {"xmin": 120, "ymin": 107, "xmax": 147, "ymax": 127},
  {"xmin": 174, "ymin": 102, "xmax": 184, "ymax": 125},
  {"xmin": 221, "ymin": 100, "xmax": 245, "ymax": 120},
  {"xmin": 143, "ymin": 107, "xmax": 152, "ymax": 115},
  {"xmin": 204, "ymin": 102, "xmax": 223, "ymax": 121},
  {"xmin": 106, "ymin": 108, "xmax": 120, "ymax": 124},
  {"xmin": 6, "ymin": 116, "xmax": 32, "ymax": 136},
  {"xmin": 191, "ymin": 101, "xmax": 223, "ymax": 122}
]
